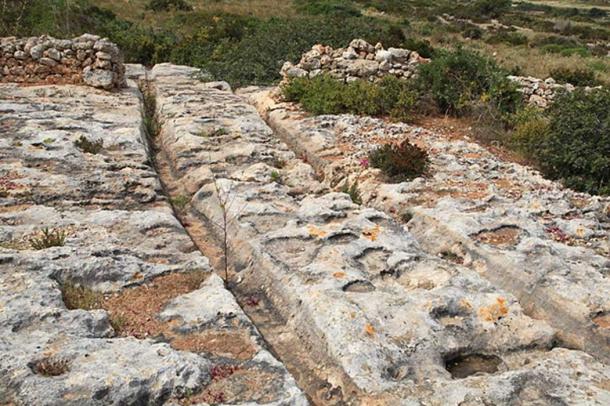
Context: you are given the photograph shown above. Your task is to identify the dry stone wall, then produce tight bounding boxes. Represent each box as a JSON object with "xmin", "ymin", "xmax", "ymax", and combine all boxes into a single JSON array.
[
  {"xmin": 281, "ymin": 38, "xmax": 429, "ymax": 82},
  {"xmin": 0, "ymin": 34, "xmax": 125, "ymax": 89}
]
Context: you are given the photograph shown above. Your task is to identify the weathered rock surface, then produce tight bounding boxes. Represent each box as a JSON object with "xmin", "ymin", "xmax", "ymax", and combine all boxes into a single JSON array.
[
  {"xmin": 152, "ymin": 65, "xmax": 610, "ymax": 404},
  {"xmin": 0, "ymin": 35, "xmax": 125, "ymax": 89},
  {"xmin": 0, "ymin": 78, "xmax": 305, "ymax": 404},
  {"xmin": 245, "ymin": 87, "xmax": 610, "ymax": 365}
]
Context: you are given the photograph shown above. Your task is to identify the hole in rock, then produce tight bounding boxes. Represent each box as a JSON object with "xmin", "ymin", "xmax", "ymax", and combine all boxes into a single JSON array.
[
  {"xmin": 342, "ymin": 280, "xmax": 375, "ymax": 293},
  {"xmin": 444, "ymin": 353, "xmax": 502, "ymax": 379},
  {"xmin": 472, "ymin": 226, "xmax": 522, "ymax": 248}
]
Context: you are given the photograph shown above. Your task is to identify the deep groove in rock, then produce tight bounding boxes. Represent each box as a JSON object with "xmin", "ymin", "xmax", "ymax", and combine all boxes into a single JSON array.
[{"xmin": 138, "ymin": 80, "xmax": 337, "ymax": 405}]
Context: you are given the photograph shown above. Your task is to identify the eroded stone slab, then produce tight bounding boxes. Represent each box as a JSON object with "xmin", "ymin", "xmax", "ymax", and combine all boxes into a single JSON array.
[
  {"xmin": 152, "ymin": 65, "xmax": 610, "ymax": 404},
  {"xmin": 245, "ymin": 87, "xmax": 610, "ymax": 364},
  {"xmin": 0, "ymin": 80, "xmax": 306, "ymax": 405}
]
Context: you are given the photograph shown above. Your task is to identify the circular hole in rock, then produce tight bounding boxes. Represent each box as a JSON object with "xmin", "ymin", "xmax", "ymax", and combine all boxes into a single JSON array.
[{"xmin": 444, "ymin": 353, "xmax": 502, "ymax": 379}]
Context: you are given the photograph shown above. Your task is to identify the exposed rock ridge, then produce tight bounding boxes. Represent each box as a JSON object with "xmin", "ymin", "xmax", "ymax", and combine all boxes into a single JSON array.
[
  {"xmin": 151, "ymin": 64, "xmax": 609, "ymax": 404},
  {"xmin": 245, "ymin": 87, "xmax": 610, "ymax": 364},
  {"xmin": 0, "ymin": 78, "xmax": 305, "ymax": 404},
  {"xmin": 0, "ymin": 34, "xmax": 125, "ymax": 89}
]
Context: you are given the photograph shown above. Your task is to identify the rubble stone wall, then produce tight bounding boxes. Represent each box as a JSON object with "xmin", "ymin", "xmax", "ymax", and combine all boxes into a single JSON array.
[
  {"xmin": 281, "ymin": 38, "xmax": 430, "ymax": 83},
  {"xmin": 507, "ymin": 75, "xmax": 576, "ymax": 108},
  {"xmin": 0, "ymin": 34, "xmax": 125, "ymax": 89}
]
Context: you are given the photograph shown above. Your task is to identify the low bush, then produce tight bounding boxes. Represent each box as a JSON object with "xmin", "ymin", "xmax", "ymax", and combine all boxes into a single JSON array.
[
  {"xmin": 146, "ymin": 0, "xmax": 192, "ymax": 12},
  {"xmin": 295, "ymin": 0, "xmax": 361, "ymax": 17},
  {"xmin": 282, "ymin": 75, "xmax": 420, "ymax": 121},
  {"xmin": 510, "ymin": 106, "xmax": 550, "ymax": 157},
  {"xmin": 485, "ymin": 31, "xmax": 529, "ymax": 46},
  {"xmin": 535, "ymin": 89, "xmax": 610, "ymax": 195},
  {"xmin": 549, "ymin": 67, "xmax": 601, "ymax": 87},
  {"xmin": 471, "ymin": 0, "xmax": 512, "ymax": 19},
  {"xmin": 540, "ymin": 44, "xmax": 590, "ymax": 57},
  {"xmin": 416, "ymin": 47, "xmax": 521, "ymax": 116},
  {"xmin": 368, "ymin": 140, "xmax": 429, "ymax": 182}
]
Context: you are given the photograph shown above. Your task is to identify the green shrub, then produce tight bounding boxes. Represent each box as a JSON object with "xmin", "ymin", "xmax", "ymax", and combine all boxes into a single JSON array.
[
  {"xmin": 537, "ymin": 89, "xmax": 610, "ymax": 195},
  {"xmin": 416, "ymin": 47, "xmax": 521, "ymax": 116},
  {"xmin": 549, "ymin": 67, "xmax": 601, "ymax": 87},
  {"xmin": 510, "ymin": 107, "xmax": 550, "ymax": 156},
  {"xmin": 472, "ymin": 0, "xmax": 512, "ymax": 18},
  {"xmin": 295, "ymin": 0, "xmax": 361, "ymax": 17},
  {"xmin": 402, "ymin": 38, "xmax": 436, "ymax": 59},
  {"xmin": 462, "ymin": 25, "xmax": 484, "ymax": 40},
  {"xmin": 369, "ymin": 140, "xmax": 429, "ymax": 182},
  {"xmin": 282, "ymin": 75, "xmax": 420, "ymax": 121},
  {"xmin": 341, "ymin": 180, "xmax": 362, "ymax": 204},
  {"xmin": 146, "ymin": 0, "xmax": 192, "ymax": 12},
  {"xmin": 540, "ymin": 44, "xmax": 591, "ymax": 57},
  {"xmin": 485, "ymin": 31, "xmax": 528, "ymax": 46}
]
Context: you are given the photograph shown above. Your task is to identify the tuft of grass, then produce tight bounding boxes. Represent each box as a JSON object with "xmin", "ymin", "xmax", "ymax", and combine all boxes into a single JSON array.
[
  {"xmin": 270, "ymin": 170, "xmax": 282, "ymax": 184},
  {"xmin": 109, "ymin": 314, "xmax": 127, "ymax": 334},
  {"xmin": 369, "ymin": 140, "xmax": 430, "ymax": 183},
  {"xmin": 74, "ymin": 136, "xmax": 103, "ymax": 154},
  {"xmin": 341, "ymin": 180, "xmax": 362, "ymax": 205},
  {"xmin": 141, "ymin": 85, "xmax": 162, "ymax": 139},
  {"xmin": 29, "ymin": 228, "xmax": 67, "ymax": 250},
  {"xmin": 61, "ymin": 283, "xmax": 103, "ymax": 310},
  {"xmin": 170, "ymin": 194, "xmax": 191, "ymax": 212}
]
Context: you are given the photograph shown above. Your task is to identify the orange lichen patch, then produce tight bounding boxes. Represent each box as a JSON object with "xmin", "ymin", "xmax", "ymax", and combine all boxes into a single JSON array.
[
  {"xmin": 184, "ymin": 367, "xmax": 282, "ymax": 405},
  {"xmin": 478, "ymin": 297, "xmax": 509, "ymax": 322},
  {"xmin": 362, "ymin": 225, "xmax": 381, "ymax": 241},
  {"xmin": 101, "ymin": 271, "xmax": 208, "ymax": 339},
  {"xmin": 170, "ymin": 330, "xmax": 257, "ymax": 361},
  {"xmin": 592, "ymin": 313, "xmax": 610, "ymax": 329},
  {"xmin": 333, "ymin": 271, "xmax": 346, "ymax": 279},
  {"xmin": 307, "ymin": 225, "xmax": 327, "ymax": 239},
  {"xmin": 473, "ymin": 226, "xmax": 521, "ymax": 247},
  {"xmin": 463, "ymin": 152, "xmax": 483, "ymax": 159},
  {"xmin": 364, "ymin": 323, "xmax": 376, "ymax": 336}
]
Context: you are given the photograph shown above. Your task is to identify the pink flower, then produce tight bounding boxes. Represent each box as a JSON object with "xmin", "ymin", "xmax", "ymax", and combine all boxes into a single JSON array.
[{"xmin": 359, "ymin": 158, "xmax": 369, "ymax": 168}]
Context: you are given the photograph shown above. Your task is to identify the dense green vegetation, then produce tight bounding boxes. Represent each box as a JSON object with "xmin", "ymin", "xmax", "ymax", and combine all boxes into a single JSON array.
[
  {"xmin": 283, "ymin": 75, "xmax": 419, "ymax": 121},
  {"xmin": 531, "ymin": 89, "xmax": 610, "ymax": 195}
]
